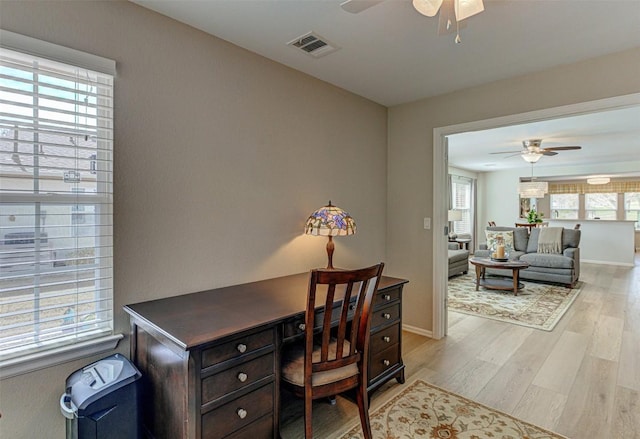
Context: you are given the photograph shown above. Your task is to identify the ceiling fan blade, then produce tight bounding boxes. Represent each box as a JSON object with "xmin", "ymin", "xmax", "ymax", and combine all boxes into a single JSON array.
[
  {"xmin": 489, "ymin": 150, "xmax": 524, "ymax": 155},
  {"xmin": 340, "ymin": 0, "xmax": 385, "ymax": 13},
  {"xmin": 542, "ymin": 146, "xmax": 582, "ymax": 151},
  {"xmin": 503, "ymin": 153, "xmax": 524, "ymax": 159},
  {"xmin": 542, "ymin": 151, "xmax": 558, "ymax": 156}
]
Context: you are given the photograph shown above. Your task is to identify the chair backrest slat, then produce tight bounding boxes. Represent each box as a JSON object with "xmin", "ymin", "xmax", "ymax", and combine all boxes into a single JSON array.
[{"xmin": 305, "ymin": 264, "xmax": 384, "ymax": 380}]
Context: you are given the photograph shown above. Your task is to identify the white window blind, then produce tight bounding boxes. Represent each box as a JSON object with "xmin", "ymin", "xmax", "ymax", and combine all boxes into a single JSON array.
[
  {"xmin": 624, "ymin": 192, "xmax": 640, "ymax": 230},
  {"xmin": 585, "ymin": 193, "xmax": 617, "ymax": 220},
  {"xmin": 451, "ymin": 175, "xmax": 472, "ymax": 235},
  {"xmin": 0, "ymin": 38, "xmax": 114, "ymax": 362},
  {"xmin": 550, "ymin": 194, "xmax": 579, "ymax": 219}
]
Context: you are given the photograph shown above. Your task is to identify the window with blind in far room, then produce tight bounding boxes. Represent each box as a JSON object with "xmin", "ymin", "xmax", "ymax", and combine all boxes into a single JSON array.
[
  {"xmin": 625, "ymin": 192, "xmax": 640, "ymax": 230},
  {"xmin": 550, "ymin": 193, "xmax": 579, "ymax": 219},
  {"xmin": 585, "ymin": 193, "xmax": 617, "ymax": 220},
  {"xmin": 0, "ymin": 41, "xmax": 114, "ymax": 362},
  {"xmin": 451, "ymin": 175, "xmax": 472, "ymax": 235}
]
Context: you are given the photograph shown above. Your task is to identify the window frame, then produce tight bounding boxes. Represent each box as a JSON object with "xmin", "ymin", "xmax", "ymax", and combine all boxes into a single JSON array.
[
  {"xmin": 0, "ymin": 30, "xmax": 120, "ymax": 379},
  {"xmin": 624, "ymin": 192, "xmax": 640, "ymax": 230}
]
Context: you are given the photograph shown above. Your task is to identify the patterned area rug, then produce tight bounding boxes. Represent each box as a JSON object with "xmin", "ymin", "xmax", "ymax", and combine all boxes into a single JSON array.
[
  {"xmin": 447, "ymin": 273, "xmax": 582, "ymax": 331},
  {"xmin": 337, "ymin": 379, "xmax": 567, "ymax": 439}
]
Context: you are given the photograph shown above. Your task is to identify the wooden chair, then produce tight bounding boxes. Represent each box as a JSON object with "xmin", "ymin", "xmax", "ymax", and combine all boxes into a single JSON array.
[{"xmin": 281, "ymin": 263, "xmax": 384, "ymax": 439}]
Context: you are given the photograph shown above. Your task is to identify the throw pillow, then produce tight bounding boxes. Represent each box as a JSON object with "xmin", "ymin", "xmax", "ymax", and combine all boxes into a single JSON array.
[{"xmin": 485, "ymin": 230, "xmax": 514, "ymax": 250}]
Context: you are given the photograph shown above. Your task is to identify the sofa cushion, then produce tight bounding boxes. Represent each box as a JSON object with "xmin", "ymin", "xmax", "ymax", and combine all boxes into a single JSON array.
[
  {"xmin": 485, "ymin": 230, "xmax": 514, "ymax": 250},
  {"xmin": 449, "ymin": 249, "xmax": 469, "ymax": 264},
  {"xmin": 485, "ymin": 226, "xmax": 528, "ymax": 252},
  {"xmin": 520, "ymin": 252, "xmax": 575, "ymax": 269},
  {"xmin": 527, "ymin": 228, "xmax": 581, "ymax": 253},
  {"xmin": 509, "ymin": 250, "xmax": 526, "ymax": 261},
  {"xmin": 512, "ymin": 227, "xmax": 530, "ymax": 252},
  {"xmin": 562, "ymin": 229, "xmax": 581, "ymax": 249},
  {"xmin": 527, "ymin": 228, "xmax": 540, "ymax": 253}
]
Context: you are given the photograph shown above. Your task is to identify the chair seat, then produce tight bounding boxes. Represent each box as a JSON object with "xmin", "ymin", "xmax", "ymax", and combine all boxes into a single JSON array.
[{"xmin": 282, "ymin": 338, "xmax": 358, "ymax": 387}]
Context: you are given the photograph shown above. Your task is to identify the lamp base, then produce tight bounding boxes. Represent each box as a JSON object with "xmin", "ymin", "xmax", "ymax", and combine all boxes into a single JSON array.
[{"xmin": 326, "ymin": 235, "xmax": 335, "ymax": 270}]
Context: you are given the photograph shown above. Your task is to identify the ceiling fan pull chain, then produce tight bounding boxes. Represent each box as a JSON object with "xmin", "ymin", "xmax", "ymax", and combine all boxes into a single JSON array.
[{"xmin": 455, "ymin": 20, "xmax": 461, "ymax": 43}]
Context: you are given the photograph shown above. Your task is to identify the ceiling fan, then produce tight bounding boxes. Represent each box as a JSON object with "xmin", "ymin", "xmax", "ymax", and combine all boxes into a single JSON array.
[
  {"xmin": 340, "ymin": 0, "xmax": 484, "ymax": 43},
  {"xmin": 491, "ymin": 139, "xmax": 582, "ymax": 163}
]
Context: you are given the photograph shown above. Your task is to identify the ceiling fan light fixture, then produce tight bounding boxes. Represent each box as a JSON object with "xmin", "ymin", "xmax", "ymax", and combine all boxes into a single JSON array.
[
  {"xmin": 454, "ymin": 0, "xmax": 484, "ymax": 21},
  {"xmin": 521, "ymin": 152, "xmax": 543, "ymax": 163},
  {"xmin": 586, "ymin": 177, "xmax": 610, "ymax": 185},
  {"xmin": 412, "ymin": 0, "xmax": 443, "ymax": 17}
]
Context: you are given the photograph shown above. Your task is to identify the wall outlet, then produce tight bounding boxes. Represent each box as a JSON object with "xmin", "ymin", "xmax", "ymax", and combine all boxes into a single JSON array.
[{"xmin": 423, "ymin": 217, "xmax": 431, "ymax": 230}]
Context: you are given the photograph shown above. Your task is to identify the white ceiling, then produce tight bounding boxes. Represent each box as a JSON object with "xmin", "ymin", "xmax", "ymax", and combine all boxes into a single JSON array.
[
  {"xmin": 448, "ymin": 105, "xmax": 640, "ymax": 172},
  {"xmin": 133, "ymin": 0, "xmax": 640, "ymax": 107},
  {"xmin": 132, "ymin": 0, "xmax": 640, "ymax": 172}
]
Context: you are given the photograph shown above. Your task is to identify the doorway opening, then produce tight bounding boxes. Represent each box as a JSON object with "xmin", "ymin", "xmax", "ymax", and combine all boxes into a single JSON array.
[{"xmin": 431, "ymin": 93, "xmax": 640, "ymax": 339}]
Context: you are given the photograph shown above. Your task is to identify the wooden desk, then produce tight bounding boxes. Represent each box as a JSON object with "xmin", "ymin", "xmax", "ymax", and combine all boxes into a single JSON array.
[{"xmin": 124, "ymin": 272, "xmax": 408, "ymax": 439}]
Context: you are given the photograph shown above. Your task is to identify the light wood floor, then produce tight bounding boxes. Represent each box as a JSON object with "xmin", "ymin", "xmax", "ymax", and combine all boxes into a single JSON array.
[{"xmin": 280, "ymin": 256, "xmax": 640, "ymax": 438}]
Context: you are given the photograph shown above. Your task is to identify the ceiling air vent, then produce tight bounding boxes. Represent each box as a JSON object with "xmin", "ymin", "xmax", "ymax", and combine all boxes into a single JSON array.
[{"xmin": 287, "ymin": 32, "xmax": 340, "ymax": 58}]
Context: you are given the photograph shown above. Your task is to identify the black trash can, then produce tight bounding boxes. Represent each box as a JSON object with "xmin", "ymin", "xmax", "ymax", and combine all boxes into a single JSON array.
[{"xmin": 60, "ymin": 353, "xmax": 142, "ymax": 439}]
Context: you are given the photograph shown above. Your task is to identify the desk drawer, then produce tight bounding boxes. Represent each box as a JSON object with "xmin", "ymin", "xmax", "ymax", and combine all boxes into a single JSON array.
[
  {"xmin": 201, "ymin": 382, "xmax": 273, "ymax": 439},
  {"xmin": 371, "ymin": 303, "xmax": 400, "ymax": 329},
  {"xmin": 373, "ymin": 287, "xmax": 401, "ymax": 309},
  {"xmin": 370, "ymin": 323, "xmax": 400, "ymax": 355},
  {"xmin": 283, "ymin": 302, "xmax": 357, "ymax": 340},
  {"xmin": 223, "ymin": 413, "xmax": 273, "ymax": 439},
  {"xmin": 202, "ymin": 328, "xmax": 274, "ymax": 369},
  {"xmin": 202, "ymin": 353, "xmax": 274, "ymax": 405},
  {"xmin": 370, "ymin": 343, "xmax": 400, "ymax": 381}
]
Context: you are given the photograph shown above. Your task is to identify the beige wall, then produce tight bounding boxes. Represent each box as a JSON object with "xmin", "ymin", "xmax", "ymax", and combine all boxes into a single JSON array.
[
  {"xmin": 2, "ymin": 1, "xmax": 640, "ymax": 436},
  {"xmin": 387, "ymin": 47, "xmax": 640, "ymax": 331},
  {"xmin": 0, "ymin": 1, "xmax": 388, "ymax": 437}
]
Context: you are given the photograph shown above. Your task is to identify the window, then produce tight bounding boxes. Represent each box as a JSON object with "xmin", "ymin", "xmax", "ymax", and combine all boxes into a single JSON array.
[
  {"xmin": 451, "ymin": 175, "xmax": 473, "ymax": 235},
  {"xmin": 585, "ymin": 193, "xmax": 617, "ymax": 220},
  {"xmin": 625, "ymin": 192, "xmax": 640, "ymax": 230},
  {"xmin": 550, "ymin": 194, "xmax": 579, "ymax": 219},
  {"xmin": 0, "ymin": 33, "xmax": 114, "ymax": 366}
]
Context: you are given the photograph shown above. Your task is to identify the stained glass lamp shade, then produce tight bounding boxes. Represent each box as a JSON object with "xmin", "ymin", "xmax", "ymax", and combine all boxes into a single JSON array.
[{"xmin": 304, "ymin": 201, "xmax": 356, "ymax": 269}]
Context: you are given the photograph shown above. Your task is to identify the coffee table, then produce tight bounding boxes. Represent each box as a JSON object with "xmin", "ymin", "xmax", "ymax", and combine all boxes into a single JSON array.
[{"xmin": 469, "ymin": 257, "xmax": 530, "ymax": 295}]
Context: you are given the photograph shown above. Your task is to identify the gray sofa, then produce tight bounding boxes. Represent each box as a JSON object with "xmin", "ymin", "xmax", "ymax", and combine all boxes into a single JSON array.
[
  {"xmin": 476, "ymin": 226, "xmax": 581, "ymax": 287},
  {"xmin": 448, "ymin": 242, "xmax": 469, "ymax": 278}
]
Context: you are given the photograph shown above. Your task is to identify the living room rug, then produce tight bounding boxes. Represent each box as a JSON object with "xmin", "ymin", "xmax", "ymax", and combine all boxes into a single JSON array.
[
  {"xmin": 447, "ymin": 273, "xmax": 582, "ymax": 331},
  {"xmin": 336, "ymin": 378, "xmax": 566, "ymax": 439}
]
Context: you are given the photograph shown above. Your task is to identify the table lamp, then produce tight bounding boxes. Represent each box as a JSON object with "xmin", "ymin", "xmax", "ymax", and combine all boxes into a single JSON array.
[
  {"xmin": 448, "ymin": 209, "xmax": 462, "ymax": 240},
  {"xmin": 304, "ymin": 201, "xmax": 356, "ymax": 269}
]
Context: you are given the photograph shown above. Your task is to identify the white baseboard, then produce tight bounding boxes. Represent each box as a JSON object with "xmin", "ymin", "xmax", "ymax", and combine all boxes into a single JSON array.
[
  {"xmin": 402, "ymin": 324, "xmax": 433, "ymax": 338},
  {"xmin": 582, "ymin": 259, "xmax": 635, "ymax": 267}
]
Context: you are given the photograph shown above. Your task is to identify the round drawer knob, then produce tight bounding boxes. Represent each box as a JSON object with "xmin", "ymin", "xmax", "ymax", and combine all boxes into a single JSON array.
[
  {"xmin": 237, "ymin": 408, "xmax": 248, "ymax": 419},
  {"xmin": 383, "ymin": 359, "xmax": 390, "ymax": 366},
  {"xmin": 298, "ymin": 323, "xmax": 306, "ymax": 331},
  {"xmin": 383, "ymin": 336, "xmax": 391, "ymax": 343},
  {"xmin": 236, "ymin": 343, "xmax": 247, "ymax": 353},
  {"xmin": 349, "ymin": 304, "xmax": 356, "ymax": 311},
  {"xmin": 237, "ymin": 372, "xmax": 248, "ymax": 383},
  {"xmin": 383, "ymin": 294, "xmax": 391, "ymax": 301},
  {"xmin": 383, "ymin": 313, "xmax": 391, "ymax": 320}
]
